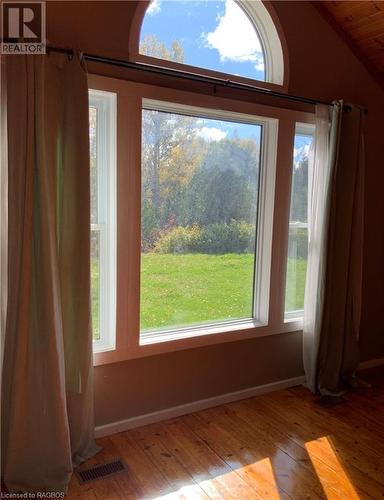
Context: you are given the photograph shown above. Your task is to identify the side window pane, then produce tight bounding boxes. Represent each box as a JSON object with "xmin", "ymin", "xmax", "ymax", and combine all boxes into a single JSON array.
[
  {"xmin": 91, "ymin": 229, "xmax": 100, "ymax": 340},
  {"xmin": 89, "ymin": 105, "xmax": 100, "ymax": 340},
  {"xmin": 90, "ymin": 106, "xmax": 98, "ymax": 225},
  {"xmin": 140, "ymin": 106, "xmax": 262, "ymax": 333},
  {"xmin": 89, "ymin": 91, "xmax": 117, "ymax": 351},
  {"xmin": 285, "ymin": 125, "xmax": 314, "ymax": 317}
]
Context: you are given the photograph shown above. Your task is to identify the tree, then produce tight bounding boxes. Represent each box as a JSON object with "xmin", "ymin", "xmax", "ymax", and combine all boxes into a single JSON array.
[
  {"xmin": 182, "ymin": 138, "xmax": 260, "ymax": 226},
  {"xmin": 290, "ymin": 155, "xmax": 308, "ymax": 223},
  {"xmin": 140, "ymin": 34, "xmax": 184, "ymax": 63},
  {"xmin": 140, "ymin": 35, "xmax": 203, "ymax": 247}
]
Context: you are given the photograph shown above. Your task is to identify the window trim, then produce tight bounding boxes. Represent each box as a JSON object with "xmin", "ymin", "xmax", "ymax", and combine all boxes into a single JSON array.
[
  {"xmin": 89, "ymin": 90, "xmax": 117, "ymax": 353},
  {"xmin": 128, "ymin": 0, "xmax": 289, "ymax": 91},
  {"xmin": 88, "ymin": 74, "xmax": 314, "ymax": 366}
]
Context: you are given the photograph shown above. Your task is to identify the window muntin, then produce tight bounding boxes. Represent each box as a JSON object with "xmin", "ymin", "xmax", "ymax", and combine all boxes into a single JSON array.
[
  {"xmin": 140, "ymin": 101, "xmax": 267, "ymax": 335},
  {"xmin": 89, "ymin": 90, "xmax": 117, "ymax": 352},
  {"xmin": 285, "ymin": 124, "xmax": 314, "ymax": 318},
  {"xmin": 140, "ymin": 0, "xmax": 266, "ymax": 81}
]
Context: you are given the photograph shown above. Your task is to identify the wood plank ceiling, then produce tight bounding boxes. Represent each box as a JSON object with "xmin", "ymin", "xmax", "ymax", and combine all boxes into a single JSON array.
[{"xmin": 317, "ymin": 1, "xmax": 384, "ymax": 88}]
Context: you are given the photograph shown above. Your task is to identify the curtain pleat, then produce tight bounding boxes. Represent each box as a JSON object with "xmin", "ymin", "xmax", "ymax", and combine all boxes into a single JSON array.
[{"xmin": 2, "ymin": 53, "xmax": 99, "ymax": 494}]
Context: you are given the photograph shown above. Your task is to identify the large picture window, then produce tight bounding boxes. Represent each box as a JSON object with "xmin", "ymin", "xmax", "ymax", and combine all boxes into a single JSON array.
[{"xmin": 140, "ymin": 103, "xmax": 262, "ymax": 334}]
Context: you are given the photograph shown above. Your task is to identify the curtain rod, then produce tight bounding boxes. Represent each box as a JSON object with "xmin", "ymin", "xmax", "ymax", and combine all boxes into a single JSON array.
[{"xmin": 47, "ymin": 45, "xmax": 367, "ymax": 113}]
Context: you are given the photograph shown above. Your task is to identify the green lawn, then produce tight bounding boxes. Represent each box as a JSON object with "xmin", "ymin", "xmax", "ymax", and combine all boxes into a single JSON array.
[
  {"xmin": 91, "ymin": 260, "xmax": 100, "ymax": 340},
  {"xmin": 91, "ymin": 253, "xmax": 307, "ymax": 337}
]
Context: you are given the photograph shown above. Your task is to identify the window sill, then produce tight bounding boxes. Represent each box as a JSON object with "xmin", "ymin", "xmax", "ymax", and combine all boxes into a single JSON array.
[
  {"xmin": 93, "ymin": 339, "xmax": 116, "ymax": 354},
  {"xmin": 93, "ymin": 318, "xmax": 304, "ymax": 366},
  {"xmin": 140, "ymin": 319, "xmax": 265, "ymax": 346},
  {"xmin": 284, "ymin": 311, "xmax": 304, "ymax": 322}
]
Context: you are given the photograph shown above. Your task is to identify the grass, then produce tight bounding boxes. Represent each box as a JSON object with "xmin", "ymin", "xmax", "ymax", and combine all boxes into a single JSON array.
[
  {"xmin": 91, "ymin": 260, "xmax": 100, "ymax": 340},
  {"xmin": 91, "ymin": 253, "xmax": 307, "ymax": 337}
]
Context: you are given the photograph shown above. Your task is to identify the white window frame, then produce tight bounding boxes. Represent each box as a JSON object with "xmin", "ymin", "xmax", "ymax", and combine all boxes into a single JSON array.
[
  {"xmin": 88, "ymin": 75, "xmax": 315, "ymax": 366},
  {"xmin": 284, "ymin": 122, "xmax": 315, "ymax": 321},
  {"xmin": 140, "ymin": 99, "xmax": 278, "ymax": 346},
  {"xmin": 89, "ymin": 90, "xmax": 117, "ymax": 353}
]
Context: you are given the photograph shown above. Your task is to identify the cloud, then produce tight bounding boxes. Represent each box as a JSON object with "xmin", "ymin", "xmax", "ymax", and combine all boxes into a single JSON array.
[
  {"xmin": 147, "ymin": 0, "xmax": 161, "ymax": 16},
  {"xmin": 197, "ymin": 127, "xmax": 227, "ymax": 141},
  {"xmin": 205, "ymin": 0, "xmax": 264, "ymax": 72},
  {"xmin": 255, "ymin": 61, "xmax": 265, "ymax": 72}
]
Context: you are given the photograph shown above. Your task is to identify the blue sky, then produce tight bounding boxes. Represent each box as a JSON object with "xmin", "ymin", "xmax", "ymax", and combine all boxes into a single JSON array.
[
  {"xmin": 197, "ymin": 116, "xmax": 261, "ymax": 143},
  {"xmin": 141, "ymin": 0, "xmax": 265, "ymax": 81},
  {"xmin": 294, "ymin": 134, "xmax": 313, "ymax": 166}
]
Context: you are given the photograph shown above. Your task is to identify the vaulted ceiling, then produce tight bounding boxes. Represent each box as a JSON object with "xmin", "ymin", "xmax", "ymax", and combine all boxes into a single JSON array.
[{"xmin": 316, "ymin": 1, "xmax": 384, "ymax": 88}]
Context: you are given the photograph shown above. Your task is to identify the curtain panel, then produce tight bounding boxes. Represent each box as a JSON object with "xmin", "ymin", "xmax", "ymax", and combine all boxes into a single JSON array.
[
  {"xmin": 2, "ymin": 53, "xmax": 99, "ymax": 493},
  {"xmin": 303, "ymin": 101, "xmax": 365, "ymax": 395}
]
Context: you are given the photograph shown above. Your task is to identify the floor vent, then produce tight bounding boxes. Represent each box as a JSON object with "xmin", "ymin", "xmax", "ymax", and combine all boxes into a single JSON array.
[{"xmin": 76, "ymin": 459, "xmax": 127, "ymax": 483}]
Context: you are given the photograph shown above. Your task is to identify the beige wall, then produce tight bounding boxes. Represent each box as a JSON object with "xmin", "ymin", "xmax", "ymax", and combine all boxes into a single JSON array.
[{"xmin": 46, "ymin": 1, "xmax": 384, "ymax": 426}]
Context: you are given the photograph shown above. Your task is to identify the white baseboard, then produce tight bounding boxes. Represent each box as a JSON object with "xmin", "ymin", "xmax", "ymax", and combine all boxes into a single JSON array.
[
  {"xmin": 95, "ymin": 375, "xmax": 305, "ymax": 438},
  {"xmin": 358, "ymin": 357, "xmax": 384, "ymax": 371}
]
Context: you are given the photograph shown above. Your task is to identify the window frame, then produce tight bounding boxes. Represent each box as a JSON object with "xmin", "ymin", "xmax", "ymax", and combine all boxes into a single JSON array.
[
  {"xmin": 89, "ymin": 90, "xmax": 117, "ymax": 353},
  {"xmin": 88, "ymin": 74, "xmax": 315, "ymax": 366},
  {"xmin": 128, "ymin": 0, "xmax": 288, "ymax": 91}
]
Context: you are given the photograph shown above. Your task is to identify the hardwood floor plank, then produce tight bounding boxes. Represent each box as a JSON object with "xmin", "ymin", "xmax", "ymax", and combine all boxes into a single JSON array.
[
  {"xmin": 130, "ymin": 424, "xmax": 210, "ymax": 499},
  {"xmin": 267, "ymin": 388, "xmax": 384, "ymax": 482},
  {"xmin": 184, "ymin": 408, "xmax": 325, "ymax": 499},
  {"xmin": 154, "ymin": 418, "xmax": 259, "ymax": 499},
  {"xmin": 245, "ymin": 395, "xmax": 384, "ymax": 498},
  {"xmin": 110, "ymin": 431, "xmax": 171, "ymax": 498},
  {"xmin": 222, "ymin": 400, "xmax": 361, "ymax": 499}
]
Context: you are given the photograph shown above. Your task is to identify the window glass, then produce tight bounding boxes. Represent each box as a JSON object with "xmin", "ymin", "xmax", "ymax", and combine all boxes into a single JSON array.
[
  {"xmin": 89, "ymin": 106, "xmax": 100, "ymax": 340},
  {"xmin": 140, "ymin": 0, "xmax": 265, "ymax": 81},
  {"xmin": 89, "ymin": 91, "xmax": 117, "ymax": 350},
  {"xmin": 285, "ymin": 126, "xmax": 314, "ymax": 316},
  {"xmin": 141, "ymin": 106, "xmax": 262, "ymax": 332}
]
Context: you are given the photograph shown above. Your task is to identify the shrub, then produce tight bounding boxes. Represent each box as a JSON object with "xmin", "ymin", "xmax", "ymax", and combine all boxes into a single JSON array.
[
  {"xmin": 153, "ymin": 221, "xmax": 255, "ymax": 254},
  {"xmin": 153, "ymin": 225, "xmax": 202, "ymax": 254}
]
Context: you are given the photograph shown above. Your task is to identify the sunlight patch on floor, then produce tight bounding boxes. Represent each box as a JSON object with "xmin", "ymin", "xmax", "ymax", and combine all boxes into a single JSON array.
[
  {"xmin": 305, "ymin": 436, "xmax": 360, "ymax": 499},
  {"xmin": 151, "ymin": 457, "xmax": 280, "ymax": 499}
]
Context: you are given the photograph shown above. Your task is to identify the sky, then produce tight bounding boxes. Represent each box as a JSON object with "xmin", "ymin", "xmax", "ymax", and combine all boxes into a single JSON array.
[
  {"xmin": 141, "ymin": 0, "xmax": 265, "ymax": 81},
  {"xmin": 294, "ymin": 134, "xmax": 313, "ymax": 167},
  {"xmin": 196, "ymin": 116, "xmax": 261, "ymax": 143}
]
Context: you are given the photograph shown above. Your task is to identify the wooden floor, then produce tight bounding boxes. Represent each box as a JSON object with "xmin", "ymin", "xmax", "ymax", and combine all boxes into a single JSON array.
[{"xmin": 67, "ymin": 367, "xmax": 384, "ymax": 499}]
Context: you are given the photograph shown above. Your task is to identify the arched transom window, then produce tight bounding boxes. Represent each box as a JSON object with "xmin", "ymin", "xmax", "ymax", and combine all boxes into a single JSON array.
[{"xmin": 138, "ymin": 0, "xmax": 285, "ymax": 86}]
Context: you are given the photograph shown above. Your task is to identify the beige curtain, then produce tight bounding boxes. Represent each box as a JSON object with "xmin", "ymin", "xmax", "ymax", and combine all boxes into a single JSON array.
[
  {"xmin": 1, "ymin": 53, "xmax": 99, "ymax": 493},
  {"xmin": 303, "ymin": 101, "xmax": 365, "ymax": 395}
]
